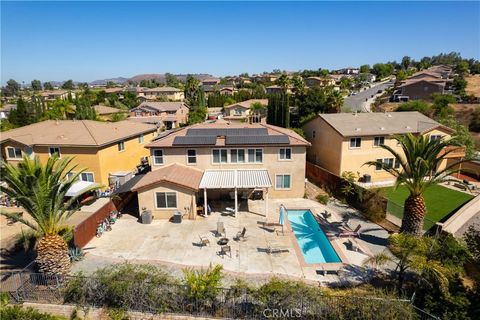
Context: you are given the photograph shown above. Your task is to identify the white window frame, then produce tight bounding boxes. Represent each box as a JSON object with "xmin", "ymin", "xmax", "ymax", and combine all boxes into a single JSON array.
[
  {"xmin": 278, "ymin": 148, "xmax": 292, "ymax": 161},
  {"xmin": 275, "ymin": 174, "xmax": 291, "ymax": 190},
  {"xmin": 48, "ymin": 146, "xmax": 61, "ymax": 158},
  {"xmin": 138, "ymin": 134, "xmax": 144, "ymax": 144},
  {"xmin": 155, "ymin": 191, "xmax": 177, "ymax": 209},
  {"xmin": 373, "ymin": 136, "xmax": 385, "ymax": 147},
  {"xmin": 349, "ymin": 137, "xmax": 361, "ymax": 149},
  {"xmin": 153, "ymin": 149, "xmax": 164, "ymax": 165},
  {"xmin": 247, "ymin": 148, "xmax": 263, "ymax": 163},
  {"xmin": 79, "ymin": 172, "xmax": 95, "ymax": 182},
  {"xmin": 230, "ymin": 149, "xmax": 246, "ymax": 163},
  {"xmin": 118, "ymin": 141, "xmax": 125, "ymax": 152},
  {"xmin": 212, "ymin": 149, "xmax": 228, "ymax": 164},
  {"xmin": 6, "ymin": 147, "xmax": 22, "ymax": 160},
  {"xmin": 187, "ymin": 149, "xmax": 197, "ymax": 165}
]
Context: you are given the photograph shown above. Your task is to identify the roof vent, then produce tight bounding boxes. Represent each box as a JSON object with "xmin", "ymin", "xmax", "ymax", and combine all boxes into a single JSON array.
[
  {"xmin": 355, "ymin": 127, "xmax": 361, "ymax": 132},
  {"xmin": 387, "ymin": 114, "xmax": 392, "ymax": 118},
  {"xmin": 380, "ymin": 127, "xmax": 385, "ymax": 130},
  {"xmin": 405, "ymin": 126, "xmax": 411, "ymax": 130}
]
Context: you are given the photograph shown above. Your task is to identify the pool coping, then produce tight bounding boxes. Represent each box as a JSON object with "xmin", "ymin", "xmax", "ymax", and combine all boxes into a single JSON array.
[{"xmin": 283, "ymin": 207, "xmax": 349, "ymax": 270}]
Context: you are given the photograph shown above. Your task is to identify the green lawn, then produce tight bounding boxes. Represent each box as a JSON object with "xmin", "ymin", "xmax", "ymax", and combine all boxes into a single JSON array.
[{"xmin": 383, "ymin": 185, "xmax": 474, "ymax": 230}]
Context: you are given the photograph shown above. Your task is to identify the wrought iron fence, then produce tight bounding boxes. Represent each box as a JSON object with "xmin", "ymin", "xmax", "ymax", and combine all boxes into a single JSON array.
[{"xmin": 0, "ymin": 271, "xmax": 440, "ymax": 319}]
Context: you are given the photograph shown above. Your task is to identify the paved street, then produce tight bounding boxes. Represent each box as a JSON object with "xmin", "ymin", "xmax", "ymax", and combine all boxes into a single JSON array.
[{"xmin": 343, "ymin": 80, "xmax": 395, "ymax": 112}]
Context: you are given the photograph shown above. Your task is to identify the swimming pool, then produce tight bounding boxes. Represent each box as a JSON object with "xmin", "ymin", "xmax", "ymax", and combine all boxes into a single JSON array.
[{"xmin": 287, "ymin": 209, "xmax": 341, "ymax": 264}]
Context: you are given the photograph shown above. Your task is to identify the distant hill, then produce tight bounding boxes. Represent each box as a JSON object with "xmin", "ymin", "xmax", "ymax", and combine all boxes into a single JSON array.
[
  {"xmin": 90, "ymin": 77, "xmax": 129, "ymax": 86},
  {"xmin": 128, "ymin": 73, "xmax": 212, "ymax": 84}
]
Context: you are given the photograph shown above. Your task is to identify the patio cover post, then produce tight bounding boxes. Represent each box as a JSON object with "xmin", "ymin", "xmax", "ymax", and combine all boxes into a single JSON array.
[
  {"xmin": 204, "ymin": 188, "xmax": 208, "ymax": 217},
  {"xmin": 234, "ymin": 187, "xmax": 238, "ymax": 218},
  {"xmin": 265, "ymin": 188, "xmax": 269, "ymax": 221}
]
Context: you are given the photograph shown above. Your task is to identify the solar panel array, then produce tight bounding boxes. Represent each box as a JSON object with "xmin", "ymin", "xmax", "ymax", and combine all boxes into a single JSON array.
[
  {"xmin": 173, "ymin": 136, "xmax": 217, "ymax": 145},
  {"xmin": 186, "ymin": 128, "xmax": 268, "ymax": 137},
  {"xmin": 225, "ymin": 135, "xmax": 290, "ymax": 145}
]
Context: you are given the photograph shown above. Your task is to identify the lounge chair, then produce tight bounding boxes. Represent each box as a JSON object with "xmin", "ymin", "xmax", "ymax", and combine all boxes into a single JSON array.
[
  {"xmin": 345, "ymin": 239, "xmax": 360, "ymax": 252},
  {"xmin": 266, "ymin": 243, "xmax": 289, "ymax": 254},
  {"xmin": 317, "ymin": 263, "xmax": 343, "ymax": 276},
  {"xmin": 218, "ymin": 245, "xmax": 231, "ymax": 258},
  {"xmin": 198, "ymin": 235, "xmax": 210, "ymax": 248},
  {"xmin": 216, "ymin": 221, "xmax": 225, "ymax": 237},
  {"xmin": 234, "ymin": 227, "xmax": 247, "ymax": 241},
  {"xmin": 338, "ymin": 224, "xmax": 362, "ymax": 238}
]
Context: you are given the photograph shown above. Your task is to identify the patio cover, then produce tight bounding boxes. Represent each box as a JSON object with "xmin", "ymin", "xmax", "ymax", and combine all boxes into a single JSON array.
[
  {"xmin": 199, "ymin": 169, "xmax": 272, "ymax": 189},
  {"xmin": 65, "ymin": 181, "xmax": 100, "ymax": 197}
]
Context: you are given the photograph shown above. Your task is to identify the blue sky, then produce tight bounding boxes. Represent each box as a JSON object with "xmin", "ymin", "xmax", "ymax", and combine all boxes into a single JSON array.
[{"xmin": 1, "ymin": 1, "xmax": 479, "ymax": 83}]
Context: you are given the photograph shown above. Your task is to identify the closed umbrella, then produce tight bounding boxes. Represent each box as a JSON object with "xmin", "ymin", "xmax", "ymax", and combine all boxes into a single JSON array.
[{"xmin": 279, "ymin": 205, "xmax": 286, "ymax": 233}]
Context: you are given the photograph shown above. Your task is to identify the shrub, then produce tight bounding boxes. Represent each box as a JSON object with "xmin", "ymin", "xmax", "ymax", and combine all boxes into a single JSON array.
[
  {"xmin": 317, "ymin": 194, "xmax": 330, "ymax": 205},
  {"xmin": 183, "ymin": 265, "xmax": 223, "ymax": 303},
  {"xmin": 0, "ymin": 305, "xmax": 67, "ymax": 320}
]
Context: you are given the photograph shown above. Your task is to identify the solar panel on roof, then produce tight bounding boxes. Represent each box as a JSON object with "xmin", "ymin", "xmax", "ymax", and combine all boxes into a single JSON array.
[
  {"xmin": 173, "ymin": 136, "xmax": 217, "ymax": 145},
  {"xmin": 186, "ymin": 128, "xmax": 268, "ymax": 137},
  {"xmin": 225, "ymin": 135, "xmax": 290, "ymax": 145}
]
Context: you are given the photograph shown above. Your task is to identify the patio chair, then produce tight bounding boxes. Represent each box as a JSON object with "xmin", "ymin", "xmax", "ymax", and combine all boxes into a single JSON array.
[
  {"xmin": 218, "ymin": 245, "xmax": 231, "ymax": 258},
  {"xmin": 216, "ymin": 221, "xmax": 225, "ymax": 237},
  {"xmin": 345, "ymin": 239, "xmax": 360, "ymax": 252},
  {"xmin": 317, "ymin": 263, "xmax": 343, "ymax": 276},
  {"xmin": 266, "ymin": 243, "xmax": 289, "ymax": 254},
  {"xmin": 198, "ymin": 235, "xmax": 210, "ymax": 248},
  {"xmin": 234, "ymin": 227, "xmax": 247, "ymax": 241},
  {"xmin": 338, "ymin": 224, "xmax": 362, "ymax": 238}
]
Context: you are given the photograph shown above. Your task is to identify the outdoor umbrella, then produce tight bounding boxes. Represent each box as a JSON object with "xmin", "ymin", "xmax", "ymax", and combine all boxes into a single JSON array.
[{"xmin": 279, "ymin": 205, "xmax": 286, "ymax": 233}]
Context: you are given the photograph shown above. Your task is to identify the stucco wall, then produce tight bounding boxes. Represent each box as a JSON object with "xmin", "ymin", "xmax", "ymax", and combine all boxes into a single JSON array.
[
  {"xmin": 149, "ymin": 146, "xmax": 306, "ymax": 198},
  {"xmin": 137, "ymin": 181, "xmax": 196, "ymax": 220}
]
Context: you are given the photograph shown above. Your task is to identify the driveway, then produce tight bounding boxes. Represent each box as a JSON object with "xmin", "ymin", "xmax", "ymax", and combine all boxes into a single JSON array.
[
  {"xmin": 72, "ymin": 198, "xmax": 390, "ymax": 285},
  {"xmin": 343, "ymin": 80, "xmax": 395, "ymax": 112}
]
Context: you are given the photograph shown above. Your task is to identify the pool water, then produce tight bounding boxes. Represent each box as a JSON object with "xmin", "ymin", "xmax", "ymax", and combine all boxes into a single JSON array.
[{"xmin": 287, "ymin": 209, "xmax": 341, "ymax": 264}]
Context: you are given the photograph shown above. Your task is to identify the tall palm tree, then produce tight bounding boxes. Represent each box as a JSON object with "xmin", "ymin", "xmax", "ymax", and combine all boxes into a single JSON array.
[
  {"xmin": 365, "ymin": 133, "xmax": 467, "ymax": 236},
  {"xmin": 0, "ymin": 155, "xmax": 100, "ymax": 274},
  {"xmin": 326, "ymin": 90, "xmax": 344, "ymax": 113},
  {"xmin": 276, "ymin": 74, "xmax": 290, "ymax": 94}
]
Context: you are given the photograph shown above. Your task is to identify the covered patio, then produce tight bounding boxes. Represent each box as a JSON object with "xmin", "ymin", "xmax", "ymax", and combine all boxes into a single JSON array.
[{"xmin": 200, "ymin": 169, "xmax": 272, "ymax": 218}]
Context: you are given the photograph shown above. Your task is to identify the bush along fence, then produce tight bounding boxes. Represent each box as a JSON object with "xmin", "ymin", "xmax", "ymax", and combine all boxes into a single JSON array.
[
  {"xmin": 306, "ymin": 162, "xmax": 389, "ymax": 223},
  {"xmin": 0, "ymin": 270, "xmax": 441, "ymax": 320}
]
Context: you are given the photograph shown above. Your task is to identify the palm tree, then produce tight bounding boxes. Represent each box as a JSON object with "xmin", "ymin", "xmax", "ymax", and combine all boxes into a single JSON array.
[
  {"xmin": 0, "ymin": 155, "xmax": 100, "ymax": 275},
  {"xmin": 325, "ymin": 90, "xmax": 344, "ymax": 113},
  {"xmin": 276, "ymin": 74, "xmax": 290, "ymax": 94},
  {"xmin": 249, "ymin": 102, "xmax": 266, "ymax": 123},
  {"xmin": 365, "ymin": 133, "xmax": 467, "ymax": 236},
  {"xmin": 363, "ymin": 233, "xmax": 450, "ymax": 295}
]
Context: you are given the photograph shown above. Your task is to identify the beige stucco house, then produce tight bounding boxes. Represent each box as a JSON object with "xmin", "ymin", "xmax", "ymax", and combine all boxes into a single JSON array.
[
  {"xmin": 130, "ymin": 121, "xmax": 310, "ymax": 220},
  {"xmin": 223, "ymin": 99, "xmax": 268, "ymax": 123},
  {"xmin": 129, "ymin": 102, "xmax": 189, "ymax": 129},
  {"xmin": 305, "ymin": 77, "xmax": 336, "ymax": 88},
  {"xmin": 137, "ymin": 86, "xmax": 184, "ymax": 101},
  {"xmin": 302, "ymin": 112, "xmax": 465, "ymax": 186}
]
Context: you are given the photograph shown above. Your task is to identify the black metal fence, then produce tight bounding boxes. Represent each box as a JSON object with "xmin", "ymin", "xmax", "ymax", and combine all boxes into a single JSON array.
[{"xmin": 0, "ymin": 272, "xmax": 440, "ymax": 320}]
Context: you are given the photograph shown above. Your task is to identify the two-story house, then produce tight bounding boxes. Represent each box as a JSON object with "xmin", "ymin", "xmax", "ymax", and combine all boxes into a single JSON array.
[
  {"xmin": 0, "ymin": 120, "xmax": 157, "ymax": 188},
  {"xmin": 40, "ymin": 90, "xmax": 76, "ymax": 101},
  {"xmin": 223, "ymin": 99, "xmax": 268, "ymax": 123},
  {"xmin": 129, "ymin": 102, "xmax": 189, "ymax": 129},
  {"xmin": 137, "ymin": 86, "xmax": 184, "ymax": 101},
  {"xmin": 129, "ymin": 122, "xmax": 310, "ymax": 219},
  {"xmin": 305, "ymin": 77, "xmax": 336, "ymax": 88},
  {"xmin": 302, "ymin": 112, "xmax": 464, "ymax": 186}
]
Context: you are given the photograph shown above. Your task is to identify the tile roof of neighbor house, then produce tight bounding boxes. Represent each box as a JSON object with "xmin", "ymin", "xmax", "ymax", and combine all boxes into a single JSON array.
[
  {"xmin": 202, "ymin": 85, "xmax": 234, "ymax": 92},
  {"xmin": 134, "ymin": 102, "xmax": 188, "ymax": 112},
  {"xmin": 41, "ymin": 90, "xmax": 69, "ymax": 97},
  {"xmin": 70, "ymin": 105, "xmax": 126, "ymax": 115},
  {"xmin": 145, "ymin": 121, "xmax": 310, "ymax": 148},
  {"xmin": 0, "ymin": 120, "xmax": 157, "ymax": 147},
  {"xmin": 317, "ymin": 111, "xmax": 453, "ymax": 137},
  {"xmin": 398, "ymin": 78, "xmax": 446, "ymax": 88},
  {"xmin": 132, "ymin": 163, "xmax": 203, "ymax": 191},
  {"xmin": 127, "ymin": 116, "xmax": 164, "ymax": 124},
  {"xmin": 223, "ymin": 99, "xmax": 268, "ymax": 110},
  {"xmin": 139, "ymin": 86, "xmax": 181, "ymax": 93}
]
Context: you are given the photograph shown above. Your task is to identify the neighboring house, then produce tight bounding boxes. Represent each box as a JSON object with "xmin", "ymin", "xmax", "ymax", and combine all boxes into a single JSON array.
[
  {"xmin": 305, "ymin": 77, "xmax": 336, "ymax": 88},
  {"xmin": 203, "ymin": 85, "xmax": 237, "ymax": 96},
  {"xmin": 394, "ymin": 79, "xmax": 445, "ymax": 101},
  {"xmin": 337, "ymin": 68, "xmax": 360, "ymax": 75},
  {"xmin": 0, "ymin": 104, "xmax": 16, "ymax": 120},
  {"xmin": 202, "ymin": 78, "xmax": 220, "ymax": 86},
  {"xmin": 362, "ymin": 73, "xmax": 376, "ymax": 82},
  {"xmin": 223, "ymin": 99, "xmax": 268, "ymax": 123},
  {"xmin": 129, "ymin": 102, "xmax": 189, "ymax": 129},
  {"xmin": 137, "ymin": 86, "xmax": 184, "ymax": 101},
  {"xmin": 40, "ymin": 90, "xmax": 75, "ymax": 101},
  {"xmin": 265, "ymin": 85, "xmax": 293, "ymax": 94},
  {"xmin": 253, "ymin": 74, "xmax": 279, "ymax": 83},
  {"xmin": 303, "ymin": 112, "xmax": 464, "ymax": 186},
  {"xmin": 69, "ymin": 105, "xmax": 127, "ymax": 121},
  {"xmin": 130, "ymin": 122, "xmax": 310, "ymax": 219},
  {"xmin": 0, "ymin": 120, "xmax": 157, "ymax": 188}
]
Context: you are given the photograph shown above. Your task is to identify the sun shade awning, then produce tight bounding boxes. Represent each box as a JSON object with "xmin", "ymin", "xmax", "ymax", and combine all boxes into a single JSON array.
[
  {"xmin": 199, "ymin": 169, "xmax": 272, "ymax": 189},
  {"xmin": 65, "ymin": 181, "xmax": 100, "ymax": 197}
]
